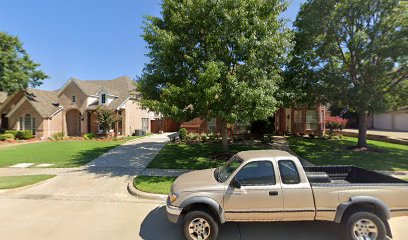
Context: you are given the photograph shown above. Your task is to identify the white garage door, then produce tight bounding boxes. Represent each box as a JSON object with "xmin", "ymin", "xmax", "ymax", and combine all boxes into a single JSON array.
[
  {"xmin": 373, "ymin": 113, "xmax": 392, "ymax": 130},
  {"xmin": 395, "ymin": 113, "xmax": 408, "ymax": 131}
]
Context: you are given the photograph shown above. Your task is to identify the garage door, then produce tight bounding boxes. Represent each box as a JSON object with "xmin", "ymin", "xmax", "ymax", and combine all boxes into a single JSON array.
[
  {"xmin": 373, "ymin": 114, "xmax": 392, "ymax": 130},
  {"xmin": 395, "ymin": 113, "xmax": 408, "ymax": 131}
]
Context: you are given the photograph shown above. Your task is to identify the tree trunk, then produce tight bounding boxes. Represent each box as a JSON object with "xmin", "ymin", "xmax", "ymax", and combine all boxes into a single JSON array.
[
  {"xmin": 356, "ymin": 111, "xmax": 369, "ymax": 148},
  {"xmin": 221, "ymin": 120, "xmax": 229, "ymax": 152}
]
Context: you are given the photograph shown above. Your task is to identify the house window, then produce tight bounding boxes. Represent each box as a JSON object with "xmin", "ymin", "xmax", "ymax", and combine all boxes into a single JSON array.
[
  {"xmin": 142, "ymin": 118, "xmax": 149, "ymax": 131},
  {"xmin": 293, "ymin": 110, "xmax": 303, "ymax": 131},
  {"xmin": 306, "ymin": 110, "xmax": 319, "ymax": 130},
  {"xmin": 22, "ymin": 114, "xmax": 36, "ymax": 135},
  {"xmin": 207, "ymin": 118, "xmax": 216, "ymax": 133},
  {"xmin": 101, "ymin": 94, "xmax": 106, "ymax": 104},
  {"xmin": 72, "ymin": 96, "xmax": 76, "ymax": 103}
]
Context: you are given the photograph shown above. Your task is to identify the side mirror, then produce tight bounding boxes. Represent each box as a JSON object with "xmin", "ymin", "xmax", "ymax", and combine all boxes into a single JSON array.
[{"xmin": 230, "ymin": 177, "xmax": 241, "ymax": 189}]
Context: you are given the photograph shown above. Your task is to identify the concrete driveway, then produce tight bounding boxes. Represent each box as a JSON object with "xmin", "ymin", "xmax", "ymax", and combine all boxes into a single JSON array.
[{"xmin": 0, "ymin": 133, "xmax": 407, "ymax": 240}]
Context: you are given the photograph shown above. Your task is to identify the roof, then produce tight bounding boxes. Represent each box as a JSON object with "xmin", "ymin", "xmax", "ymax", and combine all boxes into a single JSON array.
[
  {"xmin": 71, "ymin": 76, "xmax": 136, "ymax": 110},
  {"xmin": 25, "ymin": 88, "xmax": 61, "ymax": 117},
  {"xmin": 237, "ymin": 150, "xmax": 296, "ymax": 162},
  {"xmin": 0, "ymin": 92, "xmax": 8, "ymax": 104}
]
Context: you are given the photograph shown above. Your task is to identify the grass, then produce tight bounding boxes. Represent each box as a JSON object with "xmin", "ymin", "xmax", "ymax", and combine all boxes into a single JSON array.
[
  {"xmin": 288, "ymin": 136, "xmax": 408, "ymax": 171},
  {"xmin": 147, "ymin": 142, "xmax": 271, "ymax": 170},
  {"xmin": 0, "ymin": 140, "xmax": 124, "ymax": 168},
  {"xmin": 0, "ymin": 175, "xmax": 56, "ymax": 189},
  {"xmin": 134, "ymin": 176, "xmax": 177, "ymax": 195}
]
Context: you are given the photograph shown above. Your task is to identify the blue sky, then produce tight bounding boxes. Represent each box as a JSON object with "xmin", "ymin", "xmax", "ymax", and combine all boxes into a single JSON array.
[{"xmin": 0, "ymin": 0, "xmax": 305, "ymax": 90}]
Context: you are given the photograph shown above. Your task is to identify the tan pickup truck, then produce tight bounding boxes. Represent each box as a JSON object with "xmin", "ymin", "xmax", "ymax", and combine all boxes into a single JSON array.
[{"xmin": 166, "ymin": 150, "xmax": 408, "ymax": 240}]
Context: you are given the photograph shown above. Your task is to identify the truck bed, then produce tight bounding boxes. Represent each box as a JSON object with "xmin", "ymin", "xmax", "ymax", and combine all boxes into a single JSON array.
[{"xmin": 304, "ymin": 166, "xmax": 408, "ymax": 184}]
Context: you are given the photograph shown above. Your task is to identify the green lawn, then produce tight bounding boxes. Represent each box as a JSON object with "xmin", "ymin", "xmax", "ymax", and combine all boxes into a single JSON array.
[
  {"xmin": 147, "ymin": 142, "xmax": 271, "ymax": 170},
  {"xmin": 0, "ymin": 175, "xmax": 56, "ymax": 189},
  {"xmin": 134, "ymin": 176, "xmax": 177, "ymax": 195},
  {"xmin": 0, "ymin": 140, "xmax": 124, "ymax": 168},
  {"xmin": 288, "ymin": 137, "xmax": 408, "ymax": 171}
]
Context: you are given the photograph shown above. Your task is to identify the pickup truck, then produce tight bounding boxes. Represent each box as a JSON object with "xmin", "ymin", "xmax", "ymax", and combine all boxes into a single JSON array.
[{"xmin": 166, "ymin": 150, "xmax": 408, "ymax": 240}]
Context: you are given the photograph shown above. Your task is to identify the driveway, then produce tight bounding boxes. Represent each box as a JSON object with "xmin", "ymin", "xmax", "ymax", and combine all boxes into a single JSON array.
[{"xmin": 0, "ymin": 133, "xmax": 407, "ymax": 240}]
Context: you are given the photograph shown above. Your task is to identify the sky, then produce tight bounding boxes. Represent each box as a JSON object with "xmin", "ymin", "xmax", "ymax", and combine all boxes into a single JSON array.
[{"xmin": 0, "ymin": 0, "xmax": 305, "ymax": 91}]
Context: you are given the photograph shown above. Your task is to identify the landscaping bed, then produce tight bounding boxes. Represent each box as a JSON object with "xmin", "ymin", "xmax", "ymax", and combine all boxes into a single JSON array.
[
  {"xmin": 288, "ymin": 136, "xmax": 408, "ymax": 171},
  {"xmin": 0, "ymin": 175, "xmax": 56, "ymax": 189},
  {"xmin": 147, "ymin": 142, "xmax": 271, "ymax": 170},
  {"xmin": 133, "ymin": 176, "xmax": 176, "ymax": 195}
]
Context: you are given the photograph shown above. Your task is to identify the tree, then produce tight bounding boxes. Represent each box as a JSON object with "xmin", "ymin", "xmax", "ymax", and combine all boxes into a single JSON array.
[
  {"xmin": 138, "ymin": 0, "xmax": 292, "ymax": 151},
  {"xmin": 0, "ymin": 32, "xmax": 48, "ymax": 94},
  {"xmin": 95, "ymin": 107, "xmax": 118, "ymax": 135},
  {"xmin": 291, "ymin": 0, "xmax": 407, "ymax": 148}
]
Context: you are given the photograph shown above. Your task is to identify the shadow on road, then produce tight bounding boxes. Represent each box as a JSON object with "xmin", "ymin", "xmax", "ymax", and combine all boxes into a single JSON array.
[{"xmin": 139, "ymin": 206, "xmax": 343, "ymax": 240}]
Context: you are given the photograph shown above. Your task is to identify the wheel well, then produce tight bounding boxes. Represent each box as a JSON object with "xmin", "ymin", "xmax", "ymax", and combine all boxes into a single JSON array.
[
  {"xmin": 181, "ymin": 203, "xmax": 221, "ymax": 224},
  {"xmin": 341, "ymin": 202, "xmax": 386, "ymax": 223}
]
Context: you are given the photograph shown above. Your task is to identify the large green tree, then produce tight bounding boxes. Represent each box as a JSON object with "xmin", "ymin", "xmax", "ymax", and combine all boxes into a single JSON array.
[
  {"xmin": 0, "ymin": 32, "xmax": 48, "ymax": 94},
  {"xmin": 291, "ymin": 0, "xmax": 407, "ymax": 148},
  {"xmin": 138, "ymin": 0, "xmax": 292, "ymax": 151}
]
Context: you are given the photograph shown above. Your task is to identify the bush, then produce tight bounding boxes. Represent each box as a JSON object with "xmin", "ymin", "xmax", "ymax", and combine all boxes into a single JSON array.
[
  {"xmin": 5, "ymin": 130, "xmax": 33, "ymax": 140},
  {"xmin": 84, "ymin": 133, "xmax": 96, "ymax": 140},
  {"xmin": 200, "ymin": 133, "xmax": 207, "ymax": 142},
  {"xmin": 178, "ymin": 128, "xmax": 188, "ymax": 140},
  {"xmin": 1, "ymin": 133, "xmax": 15, "ymax": 141},
  {"xmin": 16, "ymin": 130, "xmax": 33, "ymax": 140},
  {"xmin": 4, "ymin": 130, "xmax": 19, "ymax": 137},
  {"xmin": 52, "ymin": 132, "xmax": 65, "ymax": 141},
  {"xmin": 325, "ymin": 116, "xmax": 348, "ymax": 136}
]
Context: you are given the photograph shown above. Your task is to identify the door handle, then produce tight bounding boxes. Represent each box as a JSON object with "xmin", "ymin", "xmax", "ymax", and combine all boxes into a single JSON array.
[{"xmin": 269, "ymin": 191, "xmax": 279, "ymax": 196}]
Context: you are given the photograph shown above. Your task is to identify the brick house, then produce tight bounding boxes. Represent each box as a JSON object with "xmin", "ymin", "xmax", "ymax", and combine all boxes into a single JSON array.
[
  {"xmin": 0, "ymin": 76, "xmax": 157, "ymax": 139},
  {"xmin": 275, "ymin": 105, "xmax": 327, "ymax": 135}
]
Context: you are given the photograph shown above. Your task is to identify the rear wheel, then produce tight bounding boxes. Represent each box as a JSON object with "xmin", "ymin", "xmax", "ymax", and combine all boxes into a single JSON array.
[
  {"xmin": 345, "ymin": 212, "xmax": 386, "ymax": 240},
  {"xmin": 182, "ymin": 210, "xmax": 219, "ymax": 240}
]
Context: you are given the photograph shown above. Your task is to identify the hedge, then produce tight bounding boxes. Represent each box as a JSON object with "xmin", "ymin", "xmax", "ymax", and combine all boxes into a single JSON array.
[{"xmin": 4, "ymin": 130, "xmax": 33, "ymax": 140}]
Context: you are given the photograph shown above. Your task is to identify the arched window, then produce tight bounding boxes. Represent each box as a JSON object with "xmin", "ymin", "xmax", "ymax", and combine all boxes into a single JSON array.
[
  {"xmin": 24, "ymin": 114, "xmax": 32, "ymax": 131},
  {"xmin": 23, "ymin": 114, "xmax": 36, "ymax": 135}
]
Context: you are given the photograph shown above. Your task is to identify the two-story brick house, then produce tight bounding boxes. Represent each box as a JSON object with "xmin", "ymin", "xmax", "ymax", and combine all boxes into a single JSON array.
[{"xmin": 0, "ymin": 76, "xmax": 157, "ymax": 139}]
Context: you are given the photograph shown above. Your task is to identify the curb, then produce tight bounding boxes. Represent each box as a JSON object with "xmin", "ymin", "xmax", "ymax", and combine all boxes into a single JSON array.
[{"xmin": 127, "ymin": 177, "xmax": 167, "ymax": 201}]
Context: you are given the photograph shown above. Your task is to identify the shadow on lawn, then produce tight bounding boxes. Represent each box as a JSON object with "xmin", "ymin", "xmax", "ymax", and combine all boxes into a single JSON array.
[
  {"xmin": 139, "ymin": 206, "xmax": 342, "ymax": 240},
  {"xmin": 288, "ymin": 137, "xmax": 408, "ymax": 171},
  {"xmin": 148, "ymin": 142, "xmax": 272, "ymax": 170},
  {"xmin": 78, "ymin": 141, "xmax": 167, "ymax": 177}
]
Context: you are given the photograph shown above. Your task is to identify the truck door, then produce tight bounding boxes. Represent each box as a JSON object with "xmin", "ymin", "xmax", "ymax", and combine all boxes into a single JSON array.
[
  {"xmin": 223, "ymin": 160, "xmax": 284, "ymax": 221},
  {"xmin": 278, "ymin": 160, "xmax": 316, "ymax": 221}
]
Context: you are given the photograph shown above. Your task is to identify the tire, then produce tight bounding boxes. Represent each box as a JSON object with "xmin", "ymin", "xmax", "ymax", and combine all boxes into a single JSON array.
[
  {"xmin": 345, "ymin": 212, "xmax": 386, "ymax": 240},
  {"xmin": 182, "ymin": 210, "xmax": 219, "ymax": 240}
]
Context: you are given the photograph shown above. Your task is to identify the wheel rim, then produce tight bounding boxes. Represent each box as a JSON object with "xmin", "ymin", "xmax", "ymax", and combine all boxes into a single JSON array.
[
  {"xmin": 188, "ymin": 217, "xmax": 211, "ymax": 240},
  {"xmin": 353, "ymin": 219, "xmax": 379, "ymax": 240}
]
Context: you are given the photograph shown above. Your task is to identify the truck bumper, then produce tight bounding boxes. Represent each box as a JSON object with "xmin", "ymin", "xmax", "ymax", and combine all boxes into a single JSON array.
[{"xmin": 166, "ymin": 197, "xmax": 183, "ymax": 223}]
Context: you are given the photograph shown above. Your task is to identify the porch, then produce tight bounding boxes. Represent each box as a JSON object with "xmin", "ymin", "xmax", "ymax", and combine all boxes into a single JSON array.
[{"xmin": 275, "ymin": 105, "xmax": 326, "ymax": 135}]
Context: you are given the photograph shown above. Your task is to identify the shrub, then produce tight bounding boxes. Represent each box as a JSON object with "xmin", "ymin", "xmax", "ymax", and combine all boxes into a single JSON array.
[
  {"xmin": 84, "ymin": 133, "xmax": 96, "ymax": 140},
  {"xmin": 200, "ymin": 133, "xmax": 207, "ymax": 142},
  {"xmin": 178, "ymin": 128, "xmax": 188, "ymax": 140},
  {"xmin": 325, "ymin": 116, "xmax": 348, "ymax": 136},
  {"xmin": 16, "ymin": 130, "xmax": 33, "ymax": 140},
  {"xmin": 190, "ymin": 133, "xmax": 199, "ymax": 141},
  {"xmin": 1, "ymin": 133, "xmax": 15, "ymax": 140},
  {"xmin": 52, "ymin": 132, "xmax": 65, "ymax": 141},
  {"xmin": 4, "ymin": 130, "xmax": 19, "ymax": 137}
]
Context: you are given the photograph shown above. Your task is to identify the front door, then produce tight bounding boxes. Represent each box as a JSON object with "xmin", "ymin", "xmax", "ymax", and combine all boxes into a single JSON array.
[
  {"xmin": 1, "ymin": 114, "xmax": 8, "ymax": 129},
  {"xmin": 223, "ymin": 160, "xmax": 284, "ymax": 221}
]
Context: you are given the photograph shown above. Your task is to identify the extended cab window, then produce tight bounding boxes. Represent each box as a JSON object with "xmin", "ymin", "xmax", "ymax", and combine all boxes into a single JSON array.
[
  {"xmin": 279, "ymin": 160, "xmax": 301, "ymax": 184},
  {"xmin": 235, "ymin": 161, "xmax": 276, "ymax": 186}
]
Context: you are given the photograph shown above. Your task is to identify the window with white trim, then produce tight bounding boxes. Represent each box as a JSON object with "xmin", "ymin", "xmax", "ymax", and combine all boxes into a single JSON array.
[
  {"xmin": 72, "ymin": 95, "xmax": 76, "ymax": 103},
  {"xmin": 101, "ymin": 94, "xmax": 106, "ymax": 104},
  {"xmin": 306, "ymin": 110, "xmax": 319, "ymax": 130}
]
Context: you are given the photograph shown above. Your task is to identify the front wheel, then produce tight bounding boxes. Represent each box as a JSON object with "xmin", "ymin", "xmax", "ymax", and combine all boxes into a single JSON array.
[
  {"xmin": 345, "ymin": 212, "xmax": 386, "ymax": 240},
  {"xmin": 182, "ymin": 210, "xmax": 219, "ymax": 240}
]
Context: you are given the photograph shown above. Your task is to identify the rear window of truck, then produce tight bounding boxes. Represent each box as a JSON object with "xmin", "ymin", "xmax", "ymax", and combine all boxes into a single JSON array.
[{"xmin": 279, "ymin": 160, "xmax": 301, "ymax": 184}]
